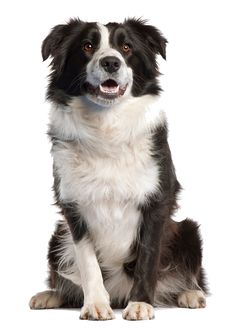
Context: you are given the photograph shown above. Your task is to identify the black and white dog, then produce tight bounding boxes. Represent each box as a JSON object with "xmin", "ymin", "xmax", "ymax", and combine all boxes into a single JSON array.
[{"xmin": 29, "ymin": 18, "xmax": 207, "ymax": 320}]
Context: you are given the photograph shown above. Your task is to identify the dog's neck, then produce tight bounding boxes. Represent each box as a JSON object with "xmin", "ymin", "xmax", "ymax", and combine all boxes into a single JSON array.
[{"xmin": 49, "ymin": 95, "xmax": 166, "ymax": 145}]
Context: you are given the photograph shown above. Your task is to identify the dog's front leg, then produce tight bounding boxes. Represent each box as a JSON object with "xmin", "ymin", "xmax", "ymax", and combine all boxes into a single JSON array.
[
  {"xmin": 123, "ymin": 203, "xmax": 166, "ymax": 320},
  {"xmin": 75, "ymin": 238, "xmax": 115, "ymax": 320},
  {"xmin": 63, "ymin": 203, "xmax": 115, "ymax": 320}
]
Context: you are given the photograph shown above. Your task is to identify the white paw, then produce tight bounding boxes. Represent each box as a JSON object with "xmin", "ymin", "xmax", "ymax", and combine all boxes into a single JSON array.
[
  {"xmin": 122, "ymin": 301, "xmax": 155, "ymax": 320},
  {"xmin": 29, "ymin": 290, "xmax": 63, "ymax": 309},
  {"xmin": 80, "ymin": 303, "xmax": 115, "ymax": 320},
  {"xmin": 178, "ymin": 290, "xmax": 206, "ymax": 309}
]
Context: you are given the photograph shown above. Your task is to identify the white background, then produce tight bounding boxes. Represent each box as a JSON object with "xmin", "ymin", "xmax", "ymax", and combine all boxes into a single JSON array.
[{"xmin": 0, "ymin": 0, "xmax": 236, "ymax": 327}]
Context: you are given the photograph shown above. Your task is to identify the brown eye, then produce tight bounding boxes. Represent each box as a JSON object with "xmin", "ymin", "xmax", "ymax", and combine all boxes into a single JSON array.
[
  {"xmin": 83, "ymin": 42, "xmax": 93, "ymax": 52},
  {"xmin": 122, "ymin": 44, "xmax": 131, "ymax": 53}
]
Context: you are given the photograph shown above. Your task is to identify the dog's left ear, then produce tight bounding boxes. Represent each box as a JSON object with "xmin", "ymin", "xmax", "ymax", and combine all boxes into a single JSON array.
[
  {"xmin": 125, "ymin": 18, "xmax": 168, "ymax": 60},
  {"xmin": 144, "ymin": 25, "xmax": 167, "ymax": 60}
]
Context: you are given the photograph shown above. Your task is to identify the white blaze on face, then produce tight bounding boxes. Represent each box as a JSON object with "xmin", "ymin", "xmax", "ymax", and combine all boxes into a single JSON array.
[{"xmin": 97, "ymin": 23, "xmax": 110, "ymax": 50}]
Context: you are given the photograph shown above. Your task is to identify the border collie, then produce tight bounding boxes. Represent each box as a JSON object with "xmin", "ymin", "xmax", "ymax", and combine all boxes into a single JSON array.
[{"xmin": 29, "ymin": 18, "xmax": 207, "ymax": 320}]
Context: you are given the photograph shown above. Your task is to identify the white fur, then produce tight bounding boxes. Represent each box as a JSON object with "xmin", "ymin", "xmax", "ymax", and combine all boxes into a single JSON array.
[
  {"xmin": 51, "ymin": 95, "xmax": 164, "ymax": 206},
  {"xmin": 50, "ymin": 94, "xmax": 165, "ymax": 143},
  {"xmin": 97, "ymin": 23, "xmax": 110, "ymax": 49},
  {"xmin": 74, "ymin": 238, "xmax": 110, "ymax": 305}
]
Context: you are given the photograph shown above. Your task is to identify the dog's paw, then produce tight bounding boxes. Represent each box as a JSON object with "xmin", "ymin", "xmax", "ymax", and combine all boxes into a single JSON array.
[
  {"xmin": 29, "ymin": 290, "xmax": 63, "ymax": 309},
  {"xmin": 122, "ymin": 301, "xmax": 155, "ymax": 320},
  {"xmin": 80, "ymin": 303, "xmax": 115, "ymax": 320},
  {"xmin": 177, "ymin": 290, "xmax": 206, "ymax": 309}
]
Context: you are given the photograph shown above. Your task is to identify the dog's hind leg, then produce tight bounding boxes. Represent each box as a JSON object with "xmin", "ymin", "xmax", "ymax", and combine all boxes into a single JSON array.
[
  {"xmin": 174, "ymin": 219, "xmax": 207, "ymax": 308},
  {"xmin": 155, "ymin": 219, "xmax": 207, "ymax": 308}
]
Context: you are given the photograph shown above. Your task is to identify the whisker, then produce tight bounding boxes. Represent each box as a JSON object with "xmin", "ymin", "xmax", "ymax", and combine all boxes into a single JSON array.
[{"xmin": 67, "ymin": 72, "xmax": 87, "ymax": 90}]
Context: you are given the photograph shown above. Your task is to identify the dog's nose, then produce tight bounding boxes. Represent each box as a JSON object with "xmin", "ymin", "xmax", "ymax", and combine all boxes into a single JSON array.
[{"xmin": 100, "ymin": 56, "xmax": 121, "ymax": 73}]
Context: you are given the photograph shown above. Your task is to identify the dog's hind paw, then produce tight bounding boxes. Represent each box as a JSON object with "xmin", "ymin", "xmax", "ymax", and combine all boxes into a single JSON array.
[
  {"xmin": 29, "ymin": 290, "xmax": 63, "ymax": 309},
  {"xmin": 177, "ymin": 290, "xmax": 206, "ymax": 309}
]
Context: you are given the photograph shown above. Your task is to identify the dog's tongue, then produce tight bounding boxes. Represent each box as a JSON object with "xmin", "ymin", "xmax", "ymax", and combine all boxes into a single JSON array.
[{"xmin": 100, "ymin": 79, "xmax": 119, "ymax": 94}]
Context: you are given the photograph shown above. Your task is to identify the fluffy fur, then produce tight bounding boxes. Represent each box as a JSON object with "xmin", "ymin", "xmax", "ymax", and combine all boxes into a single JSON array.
[{"xmin": 29, "ymin": 18, "xmax": 207, "ymax": 320}]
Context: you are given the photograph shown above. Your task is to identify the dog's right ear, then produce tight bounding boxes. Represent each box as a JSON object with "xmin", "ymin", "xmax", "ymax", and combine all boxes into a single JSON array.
[
  {"xmin": 42, "ymin": 24, "xmax": 68, "ymax": 61},
  {"xmin": 42, "ymin": 19, "xmax": 82, "ymax": 61}
]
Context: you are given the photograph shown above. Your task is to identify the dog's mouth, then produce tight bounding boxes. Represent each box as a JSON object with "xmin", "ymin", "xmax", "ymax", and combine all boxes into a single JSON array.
[{"xmin": 84, "ymin": 79, "xmax": 127, "ymax": 99}]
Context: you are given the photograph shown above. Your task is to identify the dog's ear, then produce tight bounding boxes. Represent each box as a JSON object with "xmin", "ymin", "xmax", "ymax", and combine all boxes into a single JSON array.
[
  {"xmin": 42, "ymin": 24, "xmax": 68, "ymax": 61},
  {"xmin": 125, "ymin": 18, "xmax": 168, "ymax": 60},
  {"xmin": 42, "ymin": 19, "xmax": 81, "ymax": 61},
  {"xmin": 144, "ymin": 25, "xmax": 167, "ymax": 60}
]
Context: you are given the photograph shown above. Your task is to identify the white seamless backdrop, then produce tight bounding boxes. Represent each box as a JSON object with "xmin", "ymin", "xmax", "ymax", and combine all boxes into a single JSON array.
[{"xmin": 0, "ymin": 1, "xmax": 235, "ymax": 327}]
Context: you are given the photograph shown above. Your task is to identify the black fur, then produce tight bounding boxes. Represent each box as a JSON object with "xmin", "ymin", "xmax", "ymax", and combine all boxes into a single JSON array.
[
  {"xmin": 61, "ymin": 202, "xmax": 88, "ymax": 242},
  {"xmin": 130, "ymin": 129, "xmax": 180, "ymax": 304}
]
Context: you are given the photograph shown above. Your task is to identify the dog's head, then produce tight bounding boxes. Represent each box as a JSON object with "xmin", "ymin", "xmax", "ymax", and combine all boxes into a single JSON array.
[{"xmin": 42, "ymin": 18, "xmax": 167, "ymax": 107}]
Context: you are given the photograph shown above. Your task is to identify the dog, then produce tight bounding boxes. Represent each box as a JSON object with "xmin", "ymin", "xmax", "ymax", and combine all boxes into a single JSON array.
[{"xmin": 29, "ymin": 18, "xmax": 207, "ymax": 320}]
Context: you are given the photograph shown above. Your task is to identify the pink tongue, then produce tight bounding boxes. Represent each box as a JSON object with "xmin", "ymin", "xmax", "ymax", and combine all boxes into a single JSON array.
[
  {"xmin": 100, "ymin": 84, "xmax": 119, "ymax": 93},
  {"xmin": 104, "ymin": 86, "xmax": 117, "ymax": 91}
]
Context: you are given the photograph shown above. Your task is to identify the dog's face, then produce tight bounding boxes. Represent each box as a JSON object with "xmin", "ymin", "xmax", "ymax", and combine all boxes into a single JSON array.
[{"xmin": 42, "ymin": 18, "xmax": 167, "ymax": 107}]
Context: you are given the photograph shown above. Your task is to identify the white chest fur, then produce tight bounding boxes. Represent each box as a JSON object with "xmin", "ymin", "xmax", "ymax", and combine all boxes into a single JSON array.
[
  {"xmin": 51, "ymin": 95, "xmax": 164, "ymax": 259},
  {"xmin": 53, "ymin": 137, "xmax": 159, "ymax": 205},
  {"xmin": 51, "ymin": 95, "xmax": 164, "ymax": 203}
]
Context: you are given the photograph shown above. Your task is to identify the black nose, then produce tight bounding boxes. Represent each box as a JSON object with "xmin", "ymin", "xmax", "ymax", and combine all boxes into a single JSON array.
[{"xmin": 100, "ymin": 56, "xmax": 121, "ymax": 73}]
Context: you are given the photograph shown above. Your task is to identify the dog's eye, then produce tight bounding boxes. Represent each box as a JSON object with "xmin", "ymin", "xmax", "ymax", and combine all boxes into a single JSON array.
[
  {"xmin": 83, "ymin": 42, "xmax": 93, "ymax": 53},
  {"xmin": 122, "ymin": 44, "xmax": 131, "ymax": 53}
]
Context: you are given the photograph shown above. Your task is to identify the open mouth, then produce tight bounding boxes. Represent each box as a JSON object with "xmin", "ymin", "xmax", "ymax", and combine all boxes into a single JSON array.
[{"xmin": 85, "ymin": 79, "xmax": 127, "ymax": 99}]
